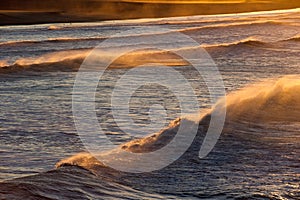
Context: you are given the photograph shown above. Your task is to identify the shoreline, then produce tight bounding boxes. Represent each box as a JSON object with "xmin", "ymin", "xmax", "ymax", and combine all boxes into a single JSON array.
[{"xmin": 1, "ymin": 1, "xmax": 300, "ymax": 26}]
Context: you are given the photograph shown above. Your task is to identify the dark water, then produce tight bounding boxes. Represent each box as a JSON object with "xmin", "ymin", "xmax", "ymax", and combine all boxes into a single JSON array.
[{"xmin": 0, "ymin": 8, "xmax": 300, "ymax": 199}]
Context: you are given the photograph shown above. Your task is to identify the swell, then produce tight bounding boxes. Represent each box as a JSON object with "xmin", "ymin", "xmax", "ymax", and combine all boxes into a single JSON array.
[
  {"xmin": 0, "ymin": 37, "xmax": 106, "ymax": 47},
  {"xmin": 283, "ymin": 35, "xmax": 300, "ymax": 42},
  {"xmin": 180, "ymin": 20, "xmax": 291, "ymax": 34},
  {"xmin": 0, "ymin": 47, "xmax": 190, "ymax": 73},
  {"xmin": 0, "ymin": 37, "xmax": 283, "ymax": 74},
  {"xmin": 202, "ymin": 37, "xmax": 268, "ymax": 49},
  {"xmin": 0, "ymin": 166, "xmax": 173, "ymax": 199},
  {"xmin": 0, "ymin": 49, "xmax": 91, "ymax": 73},
  {"xmin": 56, "ymin": 75, "xmax": 300, "ymax": 172}
]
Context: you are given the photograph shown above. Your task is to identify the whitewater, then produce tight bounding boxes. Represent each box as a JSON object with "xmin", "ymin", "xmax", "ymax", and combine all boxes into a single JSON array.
[{"xmin": 0, "ymin": 8, "xmax": 300, "ymax": 200}]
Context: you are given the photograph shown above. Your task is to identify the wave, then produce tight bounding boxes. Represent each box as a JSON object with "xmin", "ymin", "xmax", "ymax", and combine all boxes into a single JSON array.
[
  {"xmin": 0, "ymin": 40, "xmax": 41, "ymax": 47},
  {"xmin": 224, "ymin": 75, "xmax": 300, "ymax": 123},
  {"xmin": 283, "ymin": 35, "xmax": 300, "ymax": 42},
  {"xmin": 47, "ymin": 25, "xmax": 63, "ymax": 30},
  {"xmin": 202, "ymin": 37, "xmax": 268, "ymax": 49},
  {"xmin": 0, "ymin": 49, "xmax": 91, "ymax": 73},
  {"xmin": 203, "ymin": 37, "xmax": 300, "ymax": 51},
  {"xmin": 56, "ymin": 75, "xmax": 300, "ymax": 173},
  {"xmin": 0, "ymin": 36, "xmax": 294, "ymax": 74},
  {"xmin": 0, "ymin": 37, "xmax": 107, "ymax": 47},
  {"xmin": 180, "ymin": 20, "xmax": 289, "ymax": 35},
  {"xmin": 0, "ymin": 47, "xmax": 191, "ymax": 73}
]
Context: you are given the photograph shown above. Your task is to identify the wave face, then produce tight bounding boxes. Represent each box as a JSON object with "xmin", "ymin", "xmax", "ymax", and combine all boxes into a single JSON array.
[{"xmin": 1, "ymin": 8, "xmax": 300, "ymax": 200}]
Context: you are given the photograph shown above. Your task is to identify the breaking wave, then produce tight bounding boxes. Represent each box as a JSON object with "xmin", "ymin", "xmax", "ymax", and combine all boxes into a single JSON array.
[
  {"xmin": 0, "ymin": 47, "xmax": 191, "ymax": 73},
  {"xmin": 202, "ymin": 37, "xmax": 268, "ymax": 49},
  {"xmin": 224, "ymin": 75, "xmax": 300, "ymax": 123},
  {"xmin": 0, "ymin": 37, "xmax": 287, "ymax": 73},
  {"xmin": 56, "ymin": 75, "xmax": 300, "ymax": 173},
  {"xmin": 0, "ymin": 37, "xmax": 106, "ymax": 47},
  {"xmin": 0, "ymin": 49, "xmax": 91, "ymax": 73}
]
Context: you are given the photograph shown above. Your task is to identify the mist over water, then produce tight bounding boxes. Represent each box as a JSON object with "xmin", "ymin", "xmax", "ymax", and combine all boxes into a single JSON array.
[
  {"xmin": 225, "ymin": 75, "xmax": 300, "ymax": 123},
  {"xmin": 0, "ymin": 8, "xmax": 300, "ymax": 200}
]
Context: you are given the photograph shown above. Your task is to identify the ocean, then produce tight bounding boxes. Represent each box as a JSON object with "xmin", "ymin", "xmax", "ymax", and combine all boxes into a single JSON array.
[{"xmin": 0, "ymin": 8, "xmax": 300, "ymax": 199}]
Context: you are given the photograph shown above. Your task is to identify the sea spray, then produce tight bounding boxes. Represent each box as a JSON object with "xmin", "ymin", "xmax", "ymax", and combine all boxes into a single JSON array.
[{"xmin": 57, "ymin": 75, "xmax": 300, "ymax": 173}]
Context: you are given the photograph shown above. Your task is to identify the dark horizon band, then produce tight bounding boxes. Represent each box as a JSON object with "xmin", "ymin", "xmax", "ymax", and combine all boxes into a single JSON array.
[{"xmin": 0, "ymin": 0, "xmax": 299, "ymax": 26}]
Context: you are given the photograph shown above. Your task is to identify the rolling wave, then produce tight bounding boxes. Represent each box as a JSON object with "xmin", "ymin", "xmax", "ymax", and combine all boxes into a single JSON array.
[
  {"xmin": 224, "ymin": 75, "xmax": 300, "ymax": 123},
  {"xmin": 0, "ymin": 49, "xmax": 91, "ymax": 73},
  {"xmin": 0, "ymin": 37, "xmax": 107, "ymax": 47},
  {"xmin": 180, "ymin": 20, "xmax": 288, "ymax": 34},
  {"xmin": 56, "ymin": 75, "xmax": 300, "ymax": 172},
  {"xmin": 202, "ymin": 37, "xmax": 268, "ymax": 49},
  {"xmin": 0, "ymin": 47, "xmax": 190, "ymax": 73},
  {"xmin": 284, "ymin": 35, "xmax": 300, "ymax": 42},
  {"xmin": 0, "ymin": 37, "xmax": 287, "ymax": 73}
]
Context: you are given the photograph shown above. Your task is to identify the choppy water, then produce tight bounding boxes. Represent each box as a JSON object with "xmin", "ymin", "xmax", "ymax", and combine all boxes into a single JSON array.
[{"xmin": 0, "ymin": 8, "xmax": 300, "ymax": 200}]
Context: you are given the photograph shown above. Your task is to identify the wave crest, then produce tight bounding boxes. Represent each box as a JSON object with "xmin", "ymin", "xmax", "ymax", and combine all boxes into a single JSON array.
[
  {"xmin": 0, "ymin": 37, "xmax": 106, "ymax": 47},
  {"xmin": 0, "ymin": 48, "xmax": 191, "ymax": 73},
  {"xmin": 0, "ymin": 49, "xmax": 91, "ymax": 73},
  {"xmin": 284, "ymin": 35, "xmax": 300, "ymax": 42},
  {"xmin": 203, "ymin": 37, "xmax": 267, "ymax": 49},
  {"xmin": 224, "ymin": 75, "xmax": 300, "ymax": 123}
]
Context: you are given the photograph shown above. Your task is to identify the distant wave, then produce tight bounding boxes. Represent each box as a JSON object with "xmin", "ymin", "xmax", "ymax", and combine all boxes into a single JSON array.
[
  {"xmin": 0, "ymin": 40, "xmax": 40, "ymax": 47},
  {"xmin": 0, "ymin": 37, "xmax": 107, "ymax": 47},
  {"xmin": 283, "ymin": 35, "xmax": 300, "ymax": 42},
  {"xmin": 0, "ymin": 49, "xmax": 91, "ymax": 73},
  {"xmin": 0, "ymin": 47, "xmax": 191, "ymax": 73},
  {"xmin": 203, "ymin": 37, "xmax": 300, "ymax": 51},
  {"xmin": 47, "ymin": 25, "xmax": 63, "ymax": 30},
  {"xmin": 180, "ymin": 20, "xmax": 288, "ymax": 34},
  {"xmin": 202, "ymin": 38, "xmax": 268, "ymax": 49},
  {"xmin": 0, "ymin": 37, "xmax": 288, "ymax": 73},
  {"xmin": 0, "ymin": 31, "xmax": 297, "ymax": 73}
]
